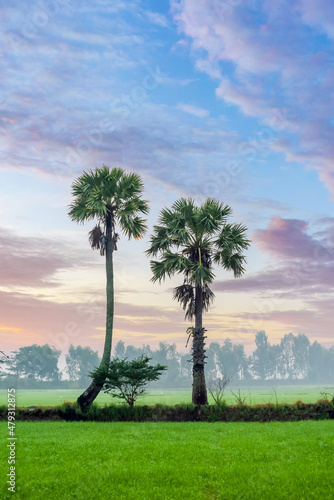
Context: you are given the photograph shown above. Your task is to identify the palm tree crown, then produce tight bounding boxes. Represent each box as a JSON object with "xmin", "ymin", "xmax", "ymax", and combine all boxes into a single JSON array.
[
  {"xmin": 68, "ymin": 165, "xmax": 149, "ymax": 245},
  {"xmin": 146, "ymin": 197, "xmax": 250, "ymax": 319}
]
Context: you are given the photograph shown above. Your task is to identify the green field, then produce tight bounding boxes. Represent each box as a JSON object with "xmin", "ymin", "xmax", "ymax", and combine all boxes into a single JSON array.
[
  {"xmin": 0, "ymin": 385, "xmax": 333, "ymax": 408},
  {"xmin": 0, "ymin": 420, "xmax": 333, "ymax": 499}
]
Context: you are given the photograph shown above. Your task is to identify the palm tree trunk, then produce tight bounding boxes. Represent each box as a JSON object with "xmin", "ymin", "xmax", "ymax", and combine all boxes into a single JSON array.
[
  {"xmin": 192, "ymin": 285, "xmax": 208, "ymax": 405},
  {"xmin": 77, "ymin": 214, "xmax": 114, "ymax": 410}
]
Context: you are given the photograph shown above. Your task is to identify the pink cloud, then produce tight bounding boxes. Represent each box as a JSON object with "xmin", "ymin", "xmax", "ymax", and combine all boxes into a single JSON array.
[
  {"xmin": 0, "ymin": 227, "xmax": 92, "ymax": 287},
  {"xmin": 253, "ymin": 217, "xmax": 318, "ymax": 260},
  {"xmin": 236, "ymin": 306, "xmax": 334, "ymax": 345},
  {"xmin": 172, "ymin": 0, "xmax": 334, "ymax": 197},
  {"xmin": 0, "ymin": 288, "xmax": 189, "ymax": 355},
  {"xmin": 214, "ymin": 216, "xmax": 334, "ymax": 299},
  {"xmin": 298, "ymin": 0, "xmax": 334, "ymax": 39},
  {"xmin": 319, "ymin": 171, "xmax": 334, "ymax": 201}
]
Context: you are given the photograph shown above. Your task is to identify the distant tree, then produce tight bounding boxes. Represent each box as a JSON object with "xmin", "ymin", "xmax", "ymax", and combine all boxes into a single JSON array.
[
  {"xmin": 206, "ymin": 342, "xmax": 220, "ymax": 380},
  {"xmin": 180, "ymin": 352, "xmax": 192, "ymax": 384},
  {"xmin": 207, "ymin": 340, "xmax": 248, "ymax": 381},
  {"xmin": 278, "ymin": 333, "xmax": 295, "ymax": 379},
  {"xmin": 10, "ymin": 344, "xmax": 60, "ymax": 381},
  {"xmin": 151, "ymin": 342, "xmax": 180, "ymax": 386},
  {"xmin": 218, "ymin": 339, "xmax": 248, "ymax": 380},
  {"xmin": 65, "ymin": 345, "xmax": 100, "ymax": 384},
  {"xmin": 308, "ymin": 341, "xmax": 324, "ymax": 381},
  {"xmin": 233, "ymin": 343, "xmax": 250, "ymax": 380},
  {"xmin": 328, "ymin": 347, "xmax": 334, "ymax": 381},
  {"xmin": 0, "ymin": 351, "xmax": 10, "ymax": 378},
  {"xmin": 252, "ymin": 331, "xmax": 271, "ymax": 380},
  {"xmin": 146, "ymin": 198, "xmax": 250, "ymax": 405},
  {"xmin": 292, "ymin": 334, "xmax": 310, "ymax": 379},
  {"xmin": 69, "ymin": 166, "xmax": 149, "ymax": 409},
  {"xmin": 113, "ymin": 340, "xmax": 126, "ymax": 359},
  {"xmin": 91, "ymin": 356, "xmax": 167, "ymax": 407},
  {"xmin": 308, "ymin": 341, "xmax": 334, "ymax": 381},
  {"xmin": 0, "ymin": 350, "xmax": 9, "ymax": 363},
  {"xmin": 267, "ymin": 343, "xmax": 281, "ymax": 379},
  {"xmin": 124, "ymin": 344, "xmax": 152, "ymax": 361}
]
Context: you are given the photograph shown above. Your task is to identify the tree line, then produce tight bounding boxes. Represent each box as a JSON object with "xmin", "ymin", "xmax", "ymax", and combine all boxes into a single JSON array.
[{"xmin": 1, "ymin": 331, "xmax": 333, "ymax": 389}]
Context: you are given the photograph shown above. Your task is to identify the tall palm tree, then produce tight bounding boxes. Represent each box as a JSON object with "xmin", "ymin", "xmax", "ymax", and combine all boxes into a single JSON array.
[
  {"xmin": 146, "ymin": 198, "xmax": 250, "ymax": 405},
  {"xmin": 68, "ymin": 166, "xmax": 149, "ymax": 409}
]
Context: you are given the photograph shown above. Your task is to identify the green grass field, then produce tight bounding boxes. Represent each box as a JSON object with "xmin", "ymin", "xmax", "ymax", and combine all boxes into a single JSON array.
[
  {"xmin": 0, "ymin": 385, "xmax": 333, "ymax": 407},
  {"xmin": 0, "ymin": 420, "xmax": 333, "ymax": 499}
]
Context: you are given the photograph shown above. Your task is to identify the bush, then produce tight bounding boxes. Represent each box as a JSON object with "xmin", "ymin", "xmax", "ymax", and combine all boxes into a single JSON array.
[{"xmin": 91, "ymin": 356, "xmax": 167, "ymax": 407}]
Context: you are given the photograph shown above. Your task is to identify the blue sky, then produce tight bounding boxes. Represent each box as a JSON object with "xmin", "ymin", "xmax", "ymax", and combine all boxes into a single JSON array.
[{"xmin": 1, "ymin": 0, "xmax": 334, "ymax": 356}]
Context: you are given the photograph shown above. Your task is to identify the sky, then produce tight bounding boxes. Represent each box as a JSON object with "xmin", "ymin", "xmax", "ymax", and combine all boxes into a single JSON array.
[{"xmin": 1, "ymin": 0, "xmax": 334, "ymax": 357}]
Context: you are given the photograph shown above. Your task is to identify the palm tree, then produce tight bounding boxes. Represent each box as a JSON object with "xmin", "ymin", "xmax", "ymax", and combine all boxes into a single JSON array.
[
  {"xmin": 146, "ymin": 198, "xmax": 250, "ymax": 405},
  {"xmin": 68, "ymin": 166, "xmax": 149, "ymax": 409}
]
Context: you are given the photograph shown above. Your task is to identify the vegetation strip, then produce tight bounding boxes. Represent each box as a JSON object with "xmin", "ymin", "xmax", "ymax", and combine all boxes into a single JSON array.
[{"xmin": 1, "ymin": 399, "xmax": 333, "ymax": 422}]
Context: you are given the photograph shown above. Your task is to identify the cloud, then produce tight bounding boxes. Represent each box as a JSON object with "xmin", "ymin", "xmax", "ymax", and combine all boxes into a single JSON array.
[
  {"xmin": 0, "ymin": 290, "xmax": 105, "ymax": 351},
  {"xmin": 145, "ymin": 11, "xmax": 170, "ymax": 28},
  {"xmin": 253, "ymin": 217, "xmax": 319, "ymax": 260},
  {"xmin": 0, "ymin": 287, "xmax": 190, "ymax": 353},
  {"xmin": 298, "ymin": 0, "xmax": 334, "ymax": 40},
  {"xmin": 235, "ymin": 305, "xmax": 334, "ymax": 345},
  {"xmin": 177, "ymin": 103, "xmax": 209, "ymax": 118},
  {"xmin": 214, "ymin": 263, "xmax": 334, "ymax": 297},
  {"xmin": 213, "ymin": 216, "xmax": 334, "ymax": 297},
  {"xmin": 60, "ymin": 102, "xmax": 243, "ymax": 199},
  {"xmin": 0, "ymin": 227, "xmax": 84, "ymax": 287},
  {"xmin": 0, "ymin": 0, "xmax": 251, "ymax": 202},
  {"xmin": 171, "ymin": 0, "xmax": 334, "ymax": 197}
]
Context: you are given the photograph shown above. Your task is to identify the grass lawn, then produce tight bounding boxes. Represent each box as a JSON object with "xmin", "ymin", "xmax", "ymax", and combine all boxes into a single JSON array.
[
  {"xmin": 0, "ymin": 385, "xmax": 333, "ymax": 407},
  {"xmin": 0, "ymin": 420, "xmax": 333, "ymax": 499}
]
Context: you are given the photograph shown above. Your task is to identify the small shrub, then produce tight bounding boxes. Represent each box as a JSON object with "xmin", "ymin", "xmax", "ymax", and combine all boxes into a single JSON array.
[
  {"xmin": 90, "ymin": 356, "xmax": 167, "ymax": 407},
  {"xmin": 207, "ymin": 376, "xmax": 231, "ymax": 406},
  {"xmin": 316, "ymin": 398, "xmax": 330, "ymax": 405},
  {"xmin": 294, "ymin": 399, "xmax": 305, "ymax": 409},
  {"xmin": 231, "ymin": 389, "xmax": 247, "ymax": 406}
]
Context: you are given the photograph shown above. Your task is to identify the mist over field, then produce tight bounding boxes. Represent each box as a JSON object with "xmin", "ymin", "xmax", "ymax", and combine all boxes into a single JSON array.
[{"xmin": 1, "ymin": 330, "xmax": 333, "ymax": 392}]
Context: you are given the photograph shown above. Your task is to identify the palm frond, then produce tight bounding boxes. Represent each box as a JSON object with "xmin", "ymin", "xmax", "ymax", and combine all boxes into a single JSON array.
[
  {"xmin": 189, "ymin": 263, "xmax": 215, "ymax": 286},
  {"xmin": 145, "ymin": 225, "xmax": 174, "ymax": 257},
  {"xmin": 173, "ymin": 283, "xmax": 215, "ymax": 320},
  {"xmin": 221, "ymin": 253, "xmax": 247, "ymax": 277},
  {"xmin": 112, "ymin": 233, "xmax": 119, "ymax": 251},
  {"xmin": 158, "ymin": 207, "xmax": 180, "ymax": 227},
  {"xmin": 173, "ymin": 284, "xmax": 195, "ymax": 321},
  {"xmin": 68, "ymin": 198, "xmax": 97, "ymax": 223},
  {"xmin": 214, "ymin": 223, "xmax": 251, "ymax": 254},
  {"xmin": 150, "ymin": 260, "xmax": 170, "ymax": 283},
  {"xmin": 202, "ymin": 285, "xmax": 215, "ymax": 312},
  {"xmin": 116, "ymin": 172, "xmax": 145, "ymax": 203},
  {"xmin": 171, "ymin": 198, "xmax": 195, "ymax": 218},
  {"xmin": 163, "ymin": 252, "xmax": 193, "ymax": 276},
  {"xmin": 88, "ymin": 225, "xmax": 107, "ymax": 255},
  {"xmin": 119, "ymin": 215, "xmax": 147, "ymax": 240}
]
